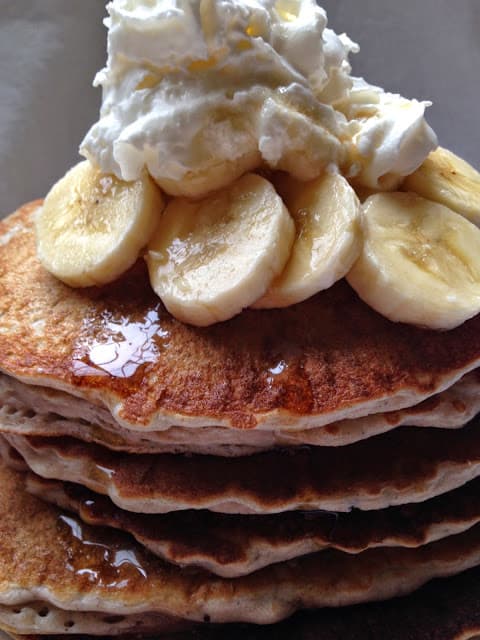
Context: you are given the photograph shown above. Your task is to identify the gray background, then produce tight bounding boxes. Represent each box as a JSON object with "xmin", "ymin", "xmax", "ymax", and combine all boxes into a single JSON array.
[{"xmin": 0, "ymin": 0, "xmax": 479, "ymax": 215}]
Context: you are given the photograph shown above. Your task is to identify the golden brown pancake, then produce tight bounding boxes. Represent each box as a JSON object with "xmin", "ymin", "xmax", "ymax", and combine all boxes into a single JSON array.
[
  {"xmin": 4, "ymin": 203, "xmax": 480, "ymax": 638},
  {"xmin": 4, "ymin": 459, "xmax": 480, "ymax": 630},
  {"xmin": 26, "ymin": 472, "xmax": 480, "ymax": 578},
  {"xmin": 2, "ymin": 203, "xmax": 480, "ymax": 432},
  {"xmin": 7, "ymin": 415, "xmax": 480, "ymax": 515},
  {"xmin": 1, "ymin": 371, "xmax": 480, "ymax": 455},
  {"xmin": 122, "ymin": 570, "xmax": 480, "ymax": 640},
  {"xmin": 5, "ymin": 567, "xmax": 480, "ymax": 640}
]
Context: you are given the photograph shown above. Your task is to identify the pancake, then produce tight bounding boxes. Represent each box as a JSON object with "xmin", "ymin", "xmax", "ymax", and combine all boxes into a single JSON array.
[
  {"xmin": 2, "ymin": 203, "xmax": 480, "ymax": 434},
  {"xmin": 4, "ymin": 203, "xmax": 480, "ymax": 637},
  {"xmin": 5, "ymin": 461, "xmax": 480, "ymax": 631},
  {"xmin": 5, "ymin": 566, "xmax": 480, "ymax": 640},
  {"xmin": 0, "ymin": 606, "xmax": 191, "ymax": 638},
  {"xmin": 27, "ymin": 472, "xmax": 480, "ymax": 578},
  {"xmin": 101, "ymin": 570, "xmax": 480, "ymax": 640},
  {"xmin": 1, "ymin": 370, "xmax": 480, "ymax": 455},
  {"xmin": 7, "ymin": 415, "xmax": 480, "ymax": 515},
  {"xmin": 5, "ymin": 568, "xmax": 480, "ymax": 640}
]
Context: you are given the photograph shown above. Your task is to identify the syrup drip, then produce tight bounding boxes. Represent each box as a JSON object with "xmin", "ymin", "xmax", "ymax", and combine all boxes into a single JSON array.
[
  {"xmin": 60, "ymin": 514, "xmax": 149, "ymax": 589},
  {"xmin": 267, "ymin": 359, "xmax": 288, "ymax": 382},
  {"xmin": 261, "ymin": 339, "xmax": 315, "ymax": 414},
  {"xmin": 96, "ymin": 464, "xmax": 115, "ymax": 480},
  {"xmin": 72, "ymin": 304, "xmax": 170, "ymax": 379}
]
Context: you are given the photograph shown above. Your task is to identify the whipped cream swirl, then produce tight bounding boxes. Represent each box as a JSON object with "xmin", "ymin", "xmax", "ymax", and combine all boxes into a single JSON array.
[{"xmin": 81, "ymin": 0, "xmax": 437, "ymax": 195}]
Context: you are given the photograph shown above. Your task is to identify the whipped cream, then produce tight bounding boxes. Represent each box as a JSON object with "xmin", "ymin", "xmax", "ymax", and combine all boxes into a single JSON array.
[
  {"xmin": 80, "ymin": 0, "xmax": 437, "ymax": 195},
  {"xmin": 338, "ymin": 79, "xmax": 438, "ymax": 189}
]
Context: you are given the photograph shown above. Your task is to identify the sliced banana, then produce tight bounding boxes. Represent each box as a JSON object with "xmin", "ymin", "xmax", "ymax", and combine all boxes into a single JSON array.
[
  {"xmin": 403, "ymin": 147, "xmax": 480, "ymax": 226},
  {"xmin": 347, "ymin": 192, "xmax": 480, "ymax": 330},
  {"xmin": 154, "ymin": 149, "xmax": 262, "ymax": 198},
  {"xmin": 146, "ymin": 173, "xmax": 295, "ymax": 326},
  {"xmin": 36, "ymin": 160, "xmax": 164, "ymax": 287},
  {"xmin": 253, "ymin": 172, "xmax": 361, "ymax": 308}
]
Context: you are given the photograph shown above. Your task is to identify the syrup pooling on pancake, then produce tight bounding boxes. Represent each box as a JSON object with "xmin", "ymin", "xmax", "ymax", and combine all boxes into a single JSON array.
[
  {"xmin": 72, "ymin": 304, "xmax": 171, "ymax": 379},
  {"xmin": 59, "ymin": 513, "xmax": 150, "ymax": 588}
]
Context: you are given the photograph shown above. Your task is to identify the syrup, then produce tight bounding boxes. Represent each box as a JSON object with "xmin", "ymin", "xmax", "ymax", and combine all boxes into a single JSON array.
[
  {"xmin": 72, "ymin": 304, "xmax": 170, "ymax": 379},
  {"xmin": 59, "ymin": 514, "xmax": 148, "ymax": 589},
  {"xmin": 263, "ymin": 352, "xmax": 314, "ymax": 414},
  {"xmin": 268, "ymin": 359, "xmax": 288, "ymax": 378},
  {"xmin": 264, "ymin": 358, "xmax": 289, "ymax": 390}
]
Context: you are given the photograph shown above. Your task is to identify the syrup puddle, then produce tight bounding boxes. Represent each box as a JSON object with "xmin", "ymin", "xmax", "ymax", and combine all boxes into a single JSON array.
[
  {"xmin": 268, "ymin": 360, "xmax": 288, "ymax": 376},
  {"xmin": 72, "ymin": 305, "xmax": 170, "ymax": 378},
  {"xmin": 266, "ymin": 359, "xmax": 289, "ymax": 387},
  {"xmin": 60, "ymin": 514, "xmax": 148, "ymax": 588}
]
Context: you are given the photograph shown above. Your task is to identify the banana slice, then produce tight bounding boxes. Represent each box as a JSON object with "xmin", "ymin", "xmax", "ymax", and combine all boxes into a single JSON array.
[
  {"xmin": 346, "ymin": 192, "xmax": 480, "ymax": 330},
  {"xmin": 253, "ymin": 172, "xmax": 361, "ymax": 308},
  {"xmin": 36, "ymin": 160, "xmax": 164, "ymax": 287},
  {"xmin": 403, "ymin": 147, "xmax": 480, "ymax": 226},
  {"xmin": 146, "ymin": 173, "xmax": 295, "ymax": 326},
  {"xmin": 154, "ymin": 149, "xmax": 262, "ymax": 198}
]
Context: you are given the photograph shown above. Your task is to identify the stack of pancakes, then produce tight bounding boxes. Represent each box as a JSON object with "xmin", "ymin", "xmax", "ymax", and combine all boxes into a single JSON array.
[{"xmin": 2, "ymin": 201, "xmax": 480, "ymax": 639}]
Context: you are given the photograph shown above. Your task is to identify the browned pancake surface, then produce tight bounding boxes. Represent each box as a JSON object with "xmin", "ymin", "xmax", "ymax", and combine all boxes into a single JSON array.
[
  {"xmin": 145, "ymin": 567, "xmax": 480, "ymax": 640},
  {"xmin": 2, "ymin": 204, "xmax": 480, "ymax": 429},
  {"xmin": 28, "ymin": 473, "xmax": 480, "ymax": 577},
  {"xmin": 2, "ymin": 371, "xmax": 480, "ymax": 456},
  {"xmin": 9, "ymin": 415, "xmax": 480, "ymax": 514},
  {"xmin": 5, "ymin": 564, "xmax": 480, "ymax": 640},
  {"xmin": 6, "ymin": 460, "xmax": 480, "ymax": 627}
]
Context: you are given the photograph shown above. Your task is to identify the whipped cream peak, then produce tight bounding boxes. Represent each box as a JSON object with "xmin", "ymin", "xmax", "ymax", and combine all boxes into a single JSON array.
[
  {"xmin": 81, "ymin": 0, "xmax": 437, "ymax": 196},
  {"xmin": 105, "ymin": 0, "xmax": 329, "ymax": 72}
]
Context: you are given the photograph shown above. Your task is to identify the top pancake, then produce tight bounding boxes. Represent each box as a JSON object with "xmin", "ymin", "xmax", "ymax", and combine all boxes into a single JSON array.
[
  {"xmin": 2, "ymin": 372, "xmax": 479, "ymax": 456},
  {"xmin": 2, "ymin": 202, "xmax": 480, "ymax": 431}
]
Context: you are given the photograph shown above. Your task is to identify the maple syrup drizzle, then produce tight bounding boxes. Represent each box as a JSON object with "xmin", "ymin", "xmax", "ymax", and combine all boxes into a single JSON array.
[
  {"xmin": 60, "ymin": 514, "xmax": 148, "ymax": 589},
  {"xmin": 71, "ymin": 304, "xmax": 171, "ymax": 379},
  {"xmin": 96, "ymin": 464, "xmax": 115, "ymax": 480},
  {"xmin": 266, "ymin": 359, "xmax": 288, "ymax": 387}
]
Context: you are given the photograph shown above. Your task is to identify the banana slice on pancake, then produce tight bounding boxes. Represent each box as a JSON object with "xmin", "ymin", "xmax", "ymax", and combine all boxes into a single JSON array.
[
  {"xmin": 347, "ymin": 192, "xmax": 480, "ymax": 330},
  {"xmin": 35, "ymin": 160, "xmax": 164, "ymax": 287},
  {"xmin": 154, "ymin": 150, "xmax": 262, "ymax": 198},
  {"xmin": 146, "ymin": 173, "xmax": 295, "ymax": 326},
  {"xmin": 403, "ymin": 147, "xmax": 480, "ymax": 226},
  {"xmin": 253, "ymin": 172, "xmax": 362, "ymax": 308}
]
